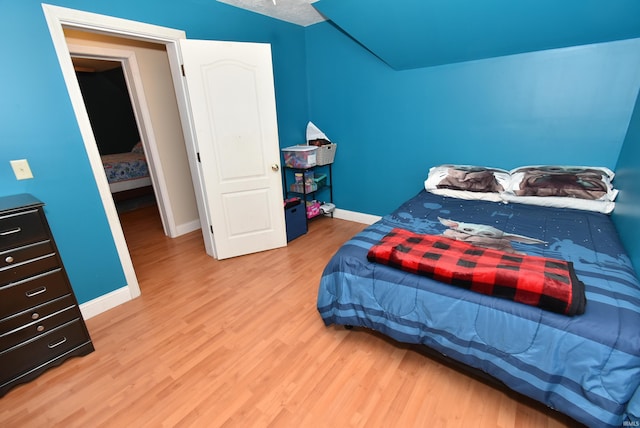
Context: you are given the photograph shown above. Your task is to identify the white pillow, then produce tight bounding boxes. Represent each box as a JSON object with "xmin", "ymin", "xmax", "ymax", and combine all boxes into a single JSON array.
[
  {"xmin": 506, "ymin": 165, "xmax": 617, "ymax": 201},
  {"xmin": 502, "ymin": 165, "xmax": 617, "ymax": 214},
  {"xmin": 425, "ymin": 164, "xmax": 510, "ymax": 202}
]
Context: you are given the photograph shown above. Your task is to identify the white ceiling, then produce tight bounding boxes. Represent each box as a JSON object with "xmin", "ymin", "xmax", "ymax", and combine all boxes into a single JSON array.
[{"xmin": 216, "ymin": 0, "xmax": 326, "ymax": 26}]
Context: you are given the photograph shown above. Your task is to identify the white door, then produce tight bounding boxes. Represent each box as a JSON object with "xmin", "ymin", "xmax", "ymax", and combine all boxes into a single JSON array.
[{"xmin": 179, "ymin": 40, "xmax": 287, "ymax": 260}]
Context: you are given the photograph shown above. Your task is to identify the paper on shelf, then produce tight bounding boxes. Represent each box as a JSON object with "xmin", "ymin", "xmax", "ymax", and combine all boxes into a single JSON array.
[{"xmin": 306, "ymin": 121, "xmax": 331, "ymax": 142}]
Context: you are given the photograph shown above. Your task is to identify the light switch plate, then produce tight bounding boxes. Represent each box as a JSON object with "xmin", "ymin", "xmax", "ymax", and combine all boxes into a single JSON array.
[{"xmin": 10, "ymin": 159, "xmax": 34, "ymax": 180}]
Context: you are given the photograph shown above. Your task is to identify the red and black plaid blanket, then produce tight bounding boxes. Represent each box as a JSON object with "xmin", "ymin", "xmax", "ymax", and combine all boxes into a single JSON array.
[{"xmin": 367, "ymin": 228, "xmax": 586, "ymax": 316}]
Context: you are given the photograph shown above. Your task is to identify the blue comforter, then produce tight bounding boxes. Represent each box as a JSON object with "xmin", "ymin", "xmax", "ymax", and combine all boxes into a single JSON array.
[{"xmin": 317, "ymin": 190, "xmax": 640, "ymax": 427}]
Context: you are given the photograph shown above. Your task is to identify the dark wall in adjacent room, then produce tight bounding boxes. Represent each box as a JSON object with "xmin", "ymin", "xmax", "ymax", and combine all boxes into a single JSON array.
[{"xmin": 76, "ymin": 67, "xmax": 140, "ymax": 154}]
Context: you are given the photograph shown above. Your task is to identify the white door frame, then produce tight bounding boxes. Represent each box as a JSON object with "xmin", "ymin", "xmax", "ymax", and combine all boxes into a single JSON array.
[
  {"xmin": 67, "ymin": 44, "xmax": 174, "ymax": 238},
  {"xmin": 42, "ymin": 4, "xmax": 207, "ymax": 318}
]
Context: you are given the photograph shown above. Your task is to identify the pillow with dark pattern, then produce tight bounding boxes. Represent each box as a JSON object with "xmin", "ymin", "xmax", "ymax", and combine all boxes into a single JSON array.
[
  {"xmin": 508, "ymin": 166, "xmax": 616, "ymax": 201},
  {"xmin": 425, "ymin": 164, "xmax": 510, "ymax": 202},
  {"xmin": 502, "ymin": 165, "xmax": 617, "ymax": 214}
]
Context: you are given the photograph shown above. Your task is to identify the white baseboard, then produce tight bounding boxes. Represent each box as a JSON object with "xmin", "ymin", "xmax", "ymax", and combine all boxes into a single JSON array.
[
  {"xmin": 333, "ymin": 208, "xmax": 381, "ymax": 225},
  {"xmin": 79, "ymin": 286, "xmax": 135, "ymax": 320},
  {"xmin": 175, "ymin": 219, "xmax": 200, "ymax": 236},
  {"xmin": 176, "ymin": 211, "xmax": 374, "ymax": 235}
]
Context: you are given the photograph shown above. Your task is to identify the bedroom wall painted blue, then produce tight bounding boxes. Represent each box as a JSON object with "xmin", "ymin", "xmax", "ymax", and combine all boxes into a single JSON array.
[
  {"xmin": 305, "ymin": 23, "xmax": 640, "ymax": 216},
  {"xmin": 613, "ymin": 91, "xmax": 640, "ymax": 275},
  {"xmin": 3, "ymin": 0, "xmax": 640, "ymax": 308},
  {"xmin": 0, "ymin": 0, "xmax": 307, "ymax": 304}
]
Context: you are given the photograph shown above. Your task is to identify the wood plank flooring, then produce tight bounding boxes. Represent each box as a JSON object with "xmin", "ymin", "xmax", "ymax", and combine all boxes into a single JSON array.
[{"xmin": 0, "ymin": 204, "xmax": 580, "ymax": 427}]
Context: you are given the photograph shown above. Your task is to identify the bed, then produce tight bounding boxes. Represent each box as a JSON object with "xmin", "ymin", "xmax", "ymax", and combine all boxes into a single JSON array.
[
  {"xmin": 317, "ymin": 165, "xmax": 640, "ymax": 427},
  {"xmin": 101, "ymin": 142, "xmax": 151, "ymax": 194}
]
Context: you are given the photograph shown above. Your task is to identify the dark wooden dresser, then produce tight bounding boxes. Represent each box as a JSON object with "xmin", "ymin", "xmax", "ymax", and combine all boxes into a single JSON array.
[{"xmin": 0, "ymin": 194, "xmax": 94, "ymax": 397}]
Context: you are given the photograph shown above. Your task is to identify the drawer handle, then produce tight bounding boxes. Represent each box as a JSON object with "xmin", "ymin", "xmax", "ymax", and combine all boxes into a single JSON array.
[
  {"xmin": 0, "ymin": 227, "xmax": 21, "ymax": 236},
  {"xmin": 5, "ymin": 255, "xmax": 14, "ymax": 264},
  {"xmin": 48, "ymin": 337, "xmax": 67, "ymax": 349},
  {"xmin": 25, "ymin": 286, "xmax": 47, "ymax": 298},
  {"xmin": 32, "ymin": 312, "xmax": 40, "ymax": 320},
  {"xmin": 37, "ymin": 325, "xmax": 45, "ymax": 332}
]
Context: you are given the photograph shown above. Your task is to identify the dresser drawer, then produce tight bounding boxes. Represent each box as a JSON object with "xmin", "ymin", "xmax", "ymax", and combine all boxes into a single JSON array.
[
  {"xmin": 0, "ymin": 239, "xmax": 55, "ymax": 271},
  {"xmin": 0, "ymin": 209, "xmax": 49, "ymax": 252},
  {"xmin": 0, "ymin": 319, "xmax": 90, "ymax": 386},
  {"xmin": 0, "ymin": 295, "xmax": 76, "ymax": 349},
  {"xmin": 0, "ymin": 251, "xmax": 59, "ymax": 287},
  {"xmin": 0, "ymin": 269, "xmax": 70, "ymax": 318}
]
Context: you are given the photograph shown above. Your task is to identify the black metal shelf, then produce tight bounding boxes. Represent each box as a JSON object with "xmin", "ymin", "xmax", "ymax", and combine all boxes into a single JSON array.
[{"xmin": 283, "ymin": 163, "xmax": 333, "ymax": 221}]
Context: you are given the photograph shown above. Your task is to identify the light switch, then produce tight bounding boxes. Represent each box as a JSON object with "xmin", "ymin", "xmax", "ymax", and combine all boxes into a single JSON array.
[{"xmin": 10, "ymin": 159, "xmax": 34, "ymax": 180}]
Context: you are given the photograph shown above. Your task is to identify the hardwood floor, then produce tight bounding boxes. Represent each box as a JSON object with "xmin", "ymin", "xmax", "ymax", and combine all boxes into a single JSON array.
[{"xmin": 0, "ymin": 204, "xmax": 580, "ymax": 427}]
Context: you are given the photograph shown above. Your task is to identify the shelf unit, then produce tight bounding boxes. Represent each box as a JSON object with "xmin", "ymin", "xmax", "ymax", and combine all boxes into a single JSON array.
[{"xmin": 283, "ymin": 163, "xmax": 333, "ymax": 221}]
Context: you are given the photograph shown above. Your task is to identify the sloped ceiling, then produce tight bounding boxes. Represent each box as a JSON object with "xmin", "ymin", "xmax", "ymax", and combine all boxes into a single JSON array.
[{"xmin": 313, "ymin": 0, "xmax": 640, "ymax": 70}]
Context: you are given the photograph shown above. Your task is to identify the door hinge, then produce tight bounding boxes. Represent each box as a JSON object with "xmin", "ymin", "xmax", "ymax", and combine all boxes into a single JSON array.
[
  {"xmin": 210, "ymin": 225, "xmax": 214, "ymax": 234},
  {"xmin": 181, "ymin": 64, "xmax": 185, "ymax": 76},
  {"xmin": 197, "ymin": 152, "xmax": 201, "ymax": 163}
]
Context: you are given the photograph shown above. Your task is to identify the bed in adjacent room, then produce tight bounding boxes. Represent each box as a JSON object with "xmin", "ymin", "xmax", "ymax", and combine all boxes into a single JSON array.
[
  {"xmin": 101, "ymin": 142, "xmax": 151, "ymax": 194},
  {"xmin": 317, "ymin": 165, "xmax": 640, "ymax": 427}
]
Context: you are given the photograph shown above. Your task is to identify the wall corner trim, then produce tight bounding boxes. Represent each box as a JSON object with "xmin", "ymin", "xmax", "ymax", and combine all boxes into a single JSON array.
[{"xmin": 79, "ymin": 286, "xmax": 136, "ymax": 320}]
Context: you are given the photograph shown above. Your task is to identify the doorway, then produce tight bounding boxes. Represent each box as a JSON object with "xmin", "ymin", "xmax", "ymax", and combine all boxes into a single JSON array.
[
  {"xmin": 71, "ymin": 59, "xmax": 157, "ymax": 214},
  {"xmin": 44, "ymin": 4, "xmax": 200, "ymax": 317},
  {"xmin": 43, "ymin": 4, "xmax": 287, "ymax": 318},
  {"xmin": 64, "ymin": 29, "xmax": 200, "ymax": 239}
]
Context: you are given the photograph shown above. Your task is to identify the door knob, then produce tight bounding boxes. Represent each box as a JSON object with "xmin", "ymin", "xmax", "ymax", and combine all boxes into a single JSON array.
[{"xmin": 272, "ymin": 164, "xmax": 280, "ymax": 172}]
